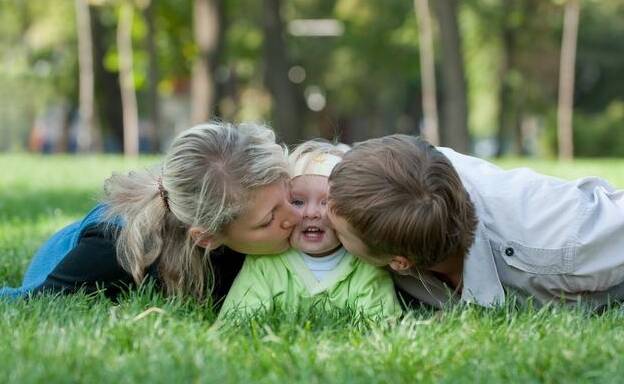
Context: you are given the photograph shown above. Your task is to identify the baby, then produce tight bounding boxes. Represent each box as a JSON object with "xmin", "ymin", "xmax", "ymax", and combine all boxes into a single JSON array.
[{"xmin": 218, "ymin": 140, "xmax": 401, "ymax": 318}]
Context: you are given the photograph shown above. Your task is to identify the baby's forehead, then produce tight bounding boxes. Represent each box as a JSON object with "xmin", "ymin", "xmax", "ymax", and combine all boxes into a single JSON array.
[{"xmin": 290, "ymin": 174, "xmax": 330, "ymax": 193}]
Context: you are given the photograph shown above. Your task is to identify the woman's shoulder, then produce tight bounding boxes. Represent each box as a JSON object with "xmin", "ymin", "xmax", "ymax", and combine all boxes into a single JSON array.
[{"xmin": 80, "ymin": 222, "xmax": 118, "ymax": 241}]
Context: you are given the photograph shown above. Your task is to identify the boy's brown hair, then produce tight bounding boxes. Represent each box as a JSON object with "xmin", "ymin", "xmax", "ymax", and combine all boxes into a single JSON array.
[{"xmin": 328, "ymin": 134, "xmax": 477, "ymax": 268}]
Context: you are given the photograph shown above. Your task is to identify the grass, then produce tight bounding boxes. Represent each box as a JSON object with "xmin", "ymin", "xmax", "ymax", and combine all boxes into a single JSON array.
[{"xmin": 1, "ymin": 153, "xmax": 624, "ymax": 383}]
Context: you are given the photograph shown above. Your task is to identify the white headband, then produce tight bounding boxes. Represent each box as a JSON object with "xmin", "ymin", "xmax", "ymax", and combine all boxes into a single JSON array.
[{"xmin": 291, "ymin": 152, "xmax": 343, "ymax": 178}]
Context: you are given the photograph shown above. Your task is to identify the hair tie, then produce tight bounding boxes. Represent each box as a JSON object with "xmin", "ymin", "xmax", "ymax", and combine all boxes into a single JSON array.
[{"xmin": 157, "ymin": 177, "xmax": 171, "ymax": 212}]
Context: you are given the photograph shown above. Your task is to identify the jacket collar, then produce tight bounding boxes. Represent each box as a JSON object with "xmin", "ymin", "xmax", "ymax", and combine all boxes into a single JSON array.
[{"xmin": 394, "ymin": 223, "xmax": 505, "ymax": 308}]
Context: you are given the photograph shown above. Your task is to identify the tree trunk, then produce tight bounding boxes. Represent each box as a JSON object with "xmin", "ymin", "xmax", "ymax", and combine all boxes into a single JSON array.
[
  {"xmin": 74, "ymin": 0, "xmax": 101, "ymax": 152},
  {"xmin": 117, "ymin": 2, "xmax": 139, "ymax": 156},
  {"xmin": 414, "ymin": 0, "xmax": 439, "ymax": 145},
  {"xmin": 262, "ymin": 0, "xmax": 302, "ymax": 145},
  {"xmin": 143, "ymin": 1, "xmax": 160, "ymax": 152},
  {"xmin": 191, "ymin": 0, "xmax": 220, "ymax": 124},
  {"xmin": 92, "ymin": 7, "xmax": 123, "ymax": 151},
  {"xmin": 557, "ymin": 0, "xmax": 580, "ymax": 160},
  {"xmin": 496, "ymin": 0, "xmax": 517, "ymax": 156},
  {"xmin": 432, "ymin": 0, "xmax": 469, "ymax": 153}
]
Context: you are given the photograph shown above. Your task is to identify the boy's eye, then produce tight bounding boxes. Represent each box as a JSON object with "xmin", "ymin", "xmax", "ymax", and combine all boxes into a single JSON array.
[{"xmin": 291, "ymin": 199, "xmax": 304, "ymax": 208}]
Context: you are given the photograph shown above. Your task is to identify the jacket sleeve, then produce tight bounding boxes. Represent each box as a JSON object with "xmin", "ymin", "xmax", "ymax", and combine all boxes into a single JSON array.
[{"xmin": 31, "ymin": 224, "xmax": 136, "ymax": 299}]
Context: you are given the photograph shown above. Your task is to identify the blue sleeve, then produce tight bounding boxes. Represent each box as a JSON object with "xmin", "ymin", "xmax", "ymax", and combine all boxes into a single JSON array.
[{"xmin": 30, "ymin": 224, "xmax": 136, "ymax": 299}]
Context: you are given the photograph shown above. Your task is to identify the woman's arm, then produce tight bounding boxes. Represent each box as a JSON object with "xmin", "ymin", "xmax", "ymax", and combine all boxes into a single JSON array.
[
  {"xmin": 208, "ymin": 246, "xmax": 246, "ymax": 309},
  {"xmin": 31, "ymin": 224, "xmax": 136, "ymax": 299},
  {"xmin": 32, "ymin": 224, "xmax": 134, "ymax": 299}
]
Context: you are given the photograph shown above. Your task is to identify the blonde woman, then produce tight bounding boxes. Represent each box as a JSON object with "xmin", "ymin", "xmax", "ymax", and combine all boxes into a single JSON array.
[{"xmin": 0, "ymin": 122, "xmax": 300, "ymax": 306}]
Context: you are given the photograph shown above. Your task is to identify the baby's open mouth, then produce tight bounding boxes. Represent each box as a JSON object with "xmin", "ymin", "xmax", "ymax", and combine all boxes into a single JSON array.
[{"xmin": 302, "ymin": 226, "xmax": 325, "ymax": 241}]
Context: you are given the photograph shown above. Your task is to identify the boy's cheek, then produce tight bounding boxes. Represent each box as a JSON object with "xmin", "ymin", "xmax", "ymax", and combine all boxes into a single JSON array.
[{"xmin": 352, "ymin": 251, "xmax": 388, "ymax": 267}]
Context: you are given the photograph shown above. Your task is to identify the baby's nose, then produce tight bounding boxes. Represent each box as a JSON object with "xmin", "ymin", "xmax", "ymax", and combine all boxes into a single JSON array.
[{"xmin": 304, "ymin": 204, "xmax": 322, "ymax": 219}]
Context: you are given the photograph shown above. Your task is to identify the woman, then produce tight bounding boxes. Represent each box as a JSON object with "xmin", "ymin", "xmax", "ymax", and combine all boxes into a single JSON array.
[{"xmin": 0, "ymin": 122, "xmax": 300, "ymax": 306}]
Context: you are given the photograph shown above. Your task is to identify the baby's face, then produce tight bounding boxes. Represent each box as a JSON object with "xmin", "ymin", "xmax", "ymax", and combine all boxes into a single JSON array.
[{"xmin": 289, "ymin": 175, "xmax": 341, "ymax": 256}]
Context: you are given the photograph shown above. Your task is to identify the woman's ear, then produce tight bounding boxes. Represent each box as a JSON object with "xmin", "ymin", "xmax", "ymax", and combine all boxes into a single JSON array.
[
  {"xmin": 189, "ymin": 227, "xmax": 223, "ymax": 251},
  {"xmin": 389, "ymin": 256, "xmax": 414, "ymax": 272}
]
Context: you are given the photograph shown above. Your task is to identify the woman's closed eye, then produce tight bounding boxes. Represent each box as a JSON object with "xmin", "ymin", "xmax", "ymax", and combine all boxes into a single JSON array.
[{"xmin": 258, "ymin": 212, "xmax": 274, "ymax": 228}]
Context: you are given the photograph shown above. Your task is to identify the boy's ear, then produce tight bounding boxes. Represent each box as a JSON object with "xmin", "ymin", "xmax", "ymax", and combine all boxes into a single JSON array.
[
  {"xmin": 389, "ymin": 256, "xmax": 414, "ymax": 272},
  {"xmin": 189, "ymin": 227, "xmax": 223, "ymax": 251}
]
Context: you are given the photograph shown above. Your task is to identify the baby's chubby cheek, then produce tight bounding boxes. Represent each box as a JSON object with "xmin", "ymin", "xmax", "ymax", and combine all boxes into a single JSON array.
[
  {"xmin": 326, "ymin": 231, "xmax": 341, "ymax": 249},
  {"xmin": 288, "ymin": 227, "xmax": 302, "ymax": 248}
]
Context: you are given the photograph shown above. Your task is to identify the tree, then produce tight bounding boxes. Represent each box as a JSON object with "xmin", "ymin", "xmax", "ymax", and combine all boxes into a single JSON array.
[
  {"xmin": 117, "ymin": 1, "xmax": 139, "ymax": 156},
  {"xmin": 74, "ymin": 0, "xmax": 99, "ymax": 152},
  {"xmin": 262, "ymin": 0, "xmax": 302, "ymax": 144},
  {"xmin": 557, "ymin": 0, "xmax": 580, "ymax": 160},
  {"xmin": 414, "ymin": 0, "xmax": 439, "ymax": 145},
  {"xmin": 495, "ymin": 0, "xmax": 523, "ymax": 156},
  {"xmin": 432, "ymin": 0, "xmax": 469, "ymax": 153},
  {"xmin": 191, "ymin": 0, "xmax": 221, "ymax": 124},
  {"xmin": 143, "ymin": 0, "xmax": 160, "ymax": 152}
]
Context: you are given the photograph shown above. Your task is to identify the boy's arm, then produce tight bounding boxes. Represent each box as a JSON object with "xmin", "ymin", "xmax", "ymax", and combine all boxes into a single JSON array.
[{"xmin": 218, "ymin": 256, "xmax": 275, "ymax": 319}]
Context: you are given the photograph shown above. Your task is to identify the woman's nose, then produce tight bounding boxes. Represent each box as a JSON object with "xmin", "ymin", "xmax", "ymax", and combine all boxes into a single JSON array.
[{"xmin": 280, "ymin": 203, "xmax": 301, "ymax": 230}]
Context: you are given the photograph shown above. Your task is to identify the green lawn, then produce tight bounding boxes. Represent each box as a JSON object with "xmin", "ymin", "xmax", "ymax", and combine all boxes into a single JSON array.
[{"xmin": 1, "ymin": 154, "xmax": 624, "ymax": 383}]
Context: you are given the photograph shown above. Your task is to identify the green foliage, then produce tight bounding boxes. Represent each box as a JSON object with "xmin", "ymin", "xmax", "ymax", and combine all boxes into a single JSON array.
[
  {"xmin": 150, "ymin": 0, "xmax": 194, "ymax": 84},
  {"xmin": 323, "ymin": 1, "xmax": 421, "ymax": 118},
  {"xmin": 0, "ymin": 1, "xmax": 78, "ymax": 150},
  {"xmin": 1, "ymin": 0, "xmax": 624, "ymax": 156},
  {"xmin": 575, "ymin": 3, "xmax": 624, "ymax": 114},
  {"xmin": 543, "ymin": 101, "xmax": 624, "ymax": 157}
]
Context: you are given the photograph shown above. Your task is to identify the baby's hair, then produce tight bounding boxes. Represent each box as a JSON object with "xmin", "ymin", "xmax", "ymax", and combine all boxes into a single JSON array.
[{"xmin": 288, "ymin": 139, "xmax": 350, "ymax": 178}]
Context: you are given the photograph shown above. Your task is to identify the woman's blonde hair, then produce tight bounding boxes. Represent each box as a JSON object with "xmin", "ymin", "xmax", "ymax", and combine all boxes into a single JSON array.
[{"xmin": 102, "ymin": 122, "xmax": 289, "ymax": 300}]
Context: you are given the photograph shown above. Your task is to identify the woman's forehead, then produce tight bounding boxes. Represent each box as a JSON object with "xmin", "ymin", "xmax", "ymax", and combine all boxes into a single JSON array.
[{"xmin": 244, "ymin": 182, "xmax": 287, "ymax": 215}]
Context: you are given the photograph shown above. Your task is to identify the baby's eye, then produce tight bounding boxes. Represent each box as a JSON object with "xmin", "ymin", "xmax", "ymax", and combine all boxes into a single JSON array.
[
  {"xmin": 320, "ymin": 199, "xmax": 327, "ymax": 206},
  {"xmin": 291, "ymin": 199, "xmax": 304, "ymax": 208}
]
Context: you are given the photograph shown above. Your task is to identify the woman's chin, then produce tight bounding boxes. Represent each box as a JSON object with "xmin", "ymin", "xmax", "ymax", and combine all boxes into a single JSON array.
[
  {"xmin": 231, "ymin": 240, "xmax": 290, "ymax": 255},
  {"xmin": 267, "ymin": 240, "xmax": 291, "ymax": 254},
  {"xmin": 276, "ymin": 242, "xmax": 291, "ymax": 253}
]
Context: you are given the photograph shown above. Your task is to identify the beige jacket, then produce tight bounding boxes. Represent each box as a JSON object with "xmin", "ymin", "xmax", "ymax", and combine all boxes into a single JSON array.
[{"xmin": 394, "ymin": 148, "xmax": 624, "ymax": 308}]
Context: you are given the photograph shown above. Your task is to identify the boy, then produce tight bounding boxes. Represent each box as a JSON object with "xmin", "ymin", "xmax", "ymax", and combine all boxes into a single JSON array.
[
  {"xmin": 219, "ymin": 141, "xmax": 401, "ymax": 318},
  {"xmin": 328, "ymin": 134, "xmax": 624, "ymax": 308}
]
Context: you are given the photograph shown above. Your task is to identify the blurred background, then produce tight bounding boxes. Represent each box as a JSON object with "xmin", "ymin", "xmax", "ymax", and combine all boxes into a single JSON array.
[{"xmin": 0, "ymin": 0, "xmax": 622, "ymax": 159}]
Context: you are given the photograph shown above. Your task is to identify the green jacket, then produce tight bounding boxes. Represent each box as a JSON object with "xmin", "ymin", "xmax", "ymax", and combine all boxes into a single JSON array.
[{"xmin": 219, "ymin": 248, "xmax": 401, "ymax": 318}]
